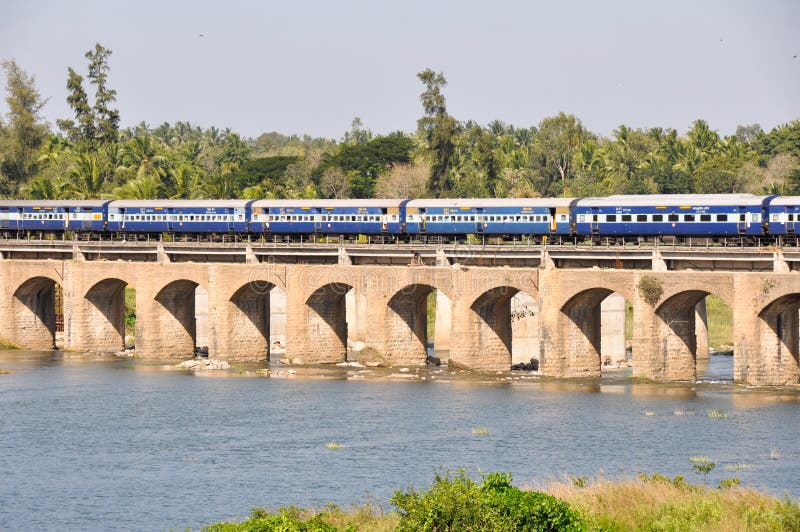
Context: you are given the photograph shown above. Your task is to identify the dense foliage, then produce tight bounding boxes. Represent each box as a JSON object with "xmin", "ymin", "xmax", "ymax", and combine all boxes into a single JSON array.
[
  {"xmin": 390, "ymin": 470, "xmax": 583, "ymax": 531},
  {"xmin": 1, "ymin": 46, "xmax": 799, "ymax": 201}
]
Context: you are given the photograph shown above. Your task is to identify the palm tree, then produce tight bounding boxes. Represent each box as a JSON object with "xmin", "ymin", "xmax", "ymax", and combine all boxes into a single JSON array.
[
  {"xmin": 66, "ymin": 152, "xmax": 104, "ymax": 198},
  {"xmin": 19, "ymin": 174, "xmax": 74, "ymax": 199},
  {"xmin": 123, "ymin": 135, "xmax": 167, "ymax": 180},
  {"xmin": 107, "ymin": 175, "xmax": 164, "ymax": 199}
]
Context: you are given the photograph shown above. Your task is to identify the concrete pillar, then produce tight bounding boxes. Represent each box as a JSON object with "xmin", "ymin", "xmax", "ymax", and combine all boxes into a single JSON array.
[
  {"xmin": 345, "ymin": 289, "xmax": 368, "ymax": 344},
  {"xmin": 195, "ymin": 285, "xmax": 209, "ymax": 351},
  {"xmin": 695, "ymin": 298, "xmax": 709, "ymax": 359},
  {"xmin": 269, "ymin": 288, "xmax": 286, "ymax": 353},
  {"xmin": 774, "ymin": 251, "xmax": 790, "ymax": 273},
  {"xmin": 652, "ymin": 250, "xmax": 668, "ymax": 271},
  {"xmin": 433, "ymin": 290, "xmax": 451, "ymax": 354},
  {"xmin": 600, "ymin": 293, "xmax": 627, "ymax": 366},
  {"xmin": 511, "ymin": 291, "xmax": 539, "ymax": 365}
]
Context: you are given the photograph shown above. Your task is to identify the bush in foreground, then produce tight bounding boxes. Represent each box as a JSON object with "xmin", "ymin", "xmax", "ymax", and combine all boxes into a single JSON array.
[{"xmin": 390, "ymin": 470, "xmax": 583, "ymax": 531}]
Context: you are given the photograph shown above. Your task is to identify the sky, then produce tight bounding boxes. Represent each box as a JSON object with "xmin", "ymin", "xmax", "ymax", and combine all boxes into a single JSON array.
[{"xmin": 1, "ymin": 0, "xmax": 799, "ymax": 140}]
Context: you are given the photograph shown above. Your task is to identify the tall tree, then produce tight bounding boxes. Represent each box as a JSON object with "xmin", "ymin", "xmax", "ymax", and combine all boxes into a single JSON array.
[
  {"xmin": 417, "ymin": 69, "xmax": 458, "ymax": 196},
  {"xmin": 0, "ymin": 60, "xmax": 48, "ymax": 194},
  {"xmin": 86, "ymin": 44, "xmax": 120, "ymax": 146},
  {"xmin": 56, "ymin": 68, "xmax": 94, "ymax": 147}
]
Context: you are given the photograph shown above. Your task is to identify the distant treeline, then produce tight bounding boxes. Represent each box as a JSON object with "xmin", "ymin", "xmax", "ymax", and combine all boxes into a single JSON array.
[{"xmin": 1, "ymin": 46, "xmax": 799, "ymax": 201}]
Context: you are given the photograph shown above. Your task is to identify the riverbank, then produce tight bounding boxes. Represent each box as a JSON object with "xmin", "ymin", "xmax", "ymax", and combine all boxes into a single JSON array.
[{"xmin": 203, "ymin": 472, "xmax": 800, "ymax": 531}]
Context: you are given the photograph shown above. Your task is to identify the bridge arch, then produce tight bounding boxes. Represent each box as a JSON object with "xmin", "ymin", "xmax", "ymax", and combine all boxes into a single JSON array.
[
  {"xmin": 653, "ymin": 289, "xmax": 733, "ymax": 381},
  {"xmin": 11, "ymin": 276, "xmax": 62, "ymax": 349},
  {"xmin": 382, "ymin": 284, "xmax": 453, "ymax": 366},
  {"xmin": 449, "ymin": 285, "xmax": 534, "ymax": 371},
  {"xmin": 216, "ymin": 279, "xmax": 283, "ymax": 361},
  {"xmin": 557, "ymin": 287, "xmax": 632, "ymax": 377},
  {"xmin": 304, "ymin": 282, "xmax": 354, "ymax": 363}
]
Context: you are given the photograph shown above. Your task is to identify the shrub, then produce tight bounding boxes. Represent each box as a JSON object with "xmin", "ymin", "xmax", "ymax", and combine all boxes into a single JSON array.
[
  {"xmin": 638, "ymin": 276, "xmax": 664, "ymax": 307},
  {"xmin": 203, "ymin": 506, "xmax": 336, "ymax": 531},
  {"xmin": 391, "ymin": 469, "xmax": 583, "ymax": 531}
]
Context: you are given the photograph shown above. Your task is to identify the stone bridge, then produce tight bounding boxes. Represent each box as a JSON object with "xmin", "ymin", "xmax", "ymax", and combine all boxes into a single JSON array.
[{"xmin": 0, "ymin": 259, "xmax": 797, "ymax": 386}]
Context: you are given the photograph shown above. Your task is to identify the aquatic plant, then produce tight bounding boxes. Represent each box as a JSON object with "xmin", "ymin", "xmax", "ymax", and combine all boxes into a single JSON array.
[
  {"xmin": 707, "ymin": 409, "xmax": 728, "ymax": 419},
  {"xmin": 326, "ymin": 442, "xmax": 344, "ymax": 450},
  {"xmin": 644, "ymin": 411, "xmax": 655, "ymax": 417},
  {"xmin": 471, "ymin": 427, "xmax": 490, "ymax": 436}
]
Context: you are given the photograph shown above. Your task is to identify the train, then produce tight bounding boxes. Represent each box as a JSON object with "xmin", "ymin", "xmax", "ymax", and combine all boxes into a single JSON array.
[{"xmin": 0, "ymin": 194, "xmax": 798, "ymax": 242}]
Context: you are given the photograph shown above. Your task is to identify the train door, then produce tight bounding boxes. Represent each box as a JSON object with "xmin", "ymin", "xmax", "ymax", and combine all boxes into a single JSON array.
[
  {"xmin": 549, "ymin": 208, "xmax": 557, "ymax": 233},
  {"xmin": 380, "ymin": 210, "xmax": 388, "ymax": 233},
  {"xmin": 227, "ymin": 209, "xmax": 235, "ymax": 232},
  {"xmin": 737, "ymin": 206, "xmax": 748, "ymax": 234},
  {"xmin": 0, "ymin": 207, "xmax": 8, "ymax": 229},
  {"xmin": 63, "ymin": 208, "xmax": 70, "ymax": 230},
  {"xmin": 589, "ymin": 208, "xmax": 600, "ymax": 234},
  {"xmin": 419, "ymin": 209, "xmax": 427, "ymax": 234},
  {"xmin": 475, "ymin": 210, "xmax": 484, "ymax": 234},
  {"xmin": 788, "ymin": 209, "xmax": 796, "ymax": 234}
]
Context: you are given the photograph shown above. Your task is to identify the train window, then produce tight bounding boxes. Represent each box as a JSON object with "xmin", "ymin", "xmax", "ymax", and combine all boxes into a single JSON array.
[
  {"xmin": 560, "ymin": 214, "xmax": 567, "ymax": 221},
  {"xmin": 578, "ymin": 215, "xmax": 585, "ymax": 222},
  {"xmin": 606, "ymin": 214, "xmax": 617, "ymax": 222},
  {"xmin": 771, "ymin": 214, "xmax": 779, "ymax": 222},
  {"xmin": 636, "ymin": 215, "xmax": 647, "ymax": 222},
  {"xmin": 789, "ymin": 214, "xmax": 795, "ymax": 221},
  {"xmin": 739, "ymin": 214, "xmax": 746, "ymax": 222},
  {"xmin": 716, "ymin": 214, "xmax": 728, "ymax": 222},
  {"xmin": 700, "ymin": 214, "xmax": 711, "ymax": 222},
  {"xmin": 652, "ymin": 214, "xmax": 663, "ymax": 222},
  {"xmin": 470, "ymin": 216, "xmax": 475, "ymax": 222},
  {"xmin": 684, "ymin": 214, "xmax": 695, "ymax": 222},
  {"xmin": 751, "ymin": 213, "xmax": 759, "ymax": 222},
  {"xmin": 668, "ymin": 214, "xmax": 679, "ymax": 222},
  {"xmin": 620, "ymin": 214, "xmax": 631, "ymax": 222}
]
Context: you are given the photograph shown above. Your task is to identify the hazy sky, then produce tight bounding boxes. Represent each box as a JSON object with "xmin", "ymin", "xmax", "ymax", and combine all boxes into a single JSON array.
[{"xmin": 1, "ymin": 0, "xmax": 798, "ymax": 139}]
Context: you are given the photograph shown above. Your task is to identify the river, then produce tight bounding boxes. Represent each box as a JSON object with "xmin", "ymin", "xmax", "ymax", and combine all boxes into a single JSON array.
[{"xmin": 0, "ymin": 350, "xmax": 798, "ymax": 531}]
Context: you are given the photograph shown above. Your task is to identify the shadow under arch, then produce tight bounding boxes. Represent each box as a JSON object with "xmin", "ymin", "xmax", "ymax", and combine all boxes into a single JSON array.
[
  {"xmin": 757, "ymin": 292, "xmax": 800, "ymax": 383},
  {"xmin": 227, "ymin": 280, "xmax": 277, "ymax": 361},
  {"xmin": 84, "ymin": 278, "xmax": 130, "ymax": 352},
  {"xmin": 12, "ymin": 276, "xmax": 62, "ymax": 349},
  {"xmin": 384, "ymin": 283, "xmax": 452, "ymax": 365},
  {"xmin": 153, "ymin": 279, "xmax": 200, "ymax": 356},
  {"xmin": 653, "ymin": 289, "xmax": 717, "ymax": 381},
  {"xmin": 304, "ymin": 282, "xmax": 354, "ymax": 363}
]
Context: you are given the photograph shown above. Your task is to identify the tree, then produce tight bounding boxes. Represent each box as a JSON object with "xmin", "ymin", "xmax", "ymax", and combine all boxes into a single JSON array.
[
  {"xmin": 532, "ymin": 113, "xmax": 591, "ymax": 196},
  {"xmin": 417, "ymin": 69, "xmax": 458, "ymax": 196},
  {"xmin": 374, "ymin": 161, "xmax": 429, "ymax": 198},
  {"xmin": 0, "ymin": 60, "xmax": 49, "ymax": 194},
  {"xmin": 86, "ymin": 44, "xmax": 120, "ymax": 146},
  {"xmin": 319, "ymin": 167, "xmax": 350, "ymax": 198},
  {"xmin": 57, "ymin": 44, "xmax": 119, "ymax": 151},
  {"xmin": 343, "ymin": 117, "xmax": 372, "ymax": 145}
]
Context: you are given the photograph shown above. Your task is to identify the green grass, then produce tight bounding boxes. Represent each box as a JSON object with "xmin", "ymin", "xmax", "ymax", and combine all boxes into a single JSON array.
[
  {"xmin": 426, "ymin": 290, "xmax": 436, "ymax": 343},
  {"xmin": 706, "ymin": 295, "xmax": 733, "ymax": 350},
  {"xmin": 124, "ymin": 287, "xmax": 136, "ymax": 337},
  {"xmin": 0, "ymin": 337, "xmax": 21, "ymax": 350}
]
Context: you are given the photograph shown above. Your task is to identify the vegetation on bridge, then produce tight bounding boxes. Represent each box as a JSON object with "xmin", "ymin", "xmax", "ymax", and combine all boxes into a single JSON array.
[{"xmin": 2, "ymin": 46, "xmax": 799, "ymax": 202}]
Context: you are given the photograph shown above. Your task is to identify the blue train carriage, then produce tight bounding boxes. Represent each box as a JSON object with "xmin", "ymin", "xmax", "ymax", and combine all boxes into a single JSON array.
[
  {"xmin": 106, "ymin": 200, "xmax": 252, "ymax": 233},
  {"xmin": 0, "ymin": 200, "xmax": 109, "ymax": 232},
  {"xmin": 765, "ymin": 196, "xmax": 800, "ymax": 237},
  {"xmin": 573, "ymin": 194, "xmax": 767, "ymax": 238},
  {"xmin": 404, "ymin": 198, "xmax": 574, "ymax": 237},
  {"xmin": 250, "ymin": 199, "xmax": 404, "ymax": 235}
]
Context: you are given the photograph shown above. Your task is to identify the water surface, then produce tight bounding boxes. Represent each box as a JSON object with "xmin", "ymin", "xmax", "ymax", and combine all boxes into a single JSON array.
[{"xmin": 0, "ymin": 351, "xmax": 798, "ymax": 531}]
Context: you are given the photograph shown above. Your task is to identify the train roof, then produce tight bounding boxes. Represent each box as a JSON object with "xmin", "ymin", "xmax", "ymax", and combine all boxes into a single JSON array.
[
  {"xmin": 108, "ymin": 200, "xmax": 252, "ymax": 208},
  {"xmin": 577, "ymin": 194, "xmax": 766, "ymax": 207},
  {"xmin": 251, "ymin": 199, "xmax": 404, "ymax": 208},
  {"xmin": 770, "ymin": 196, "xmax": 800, "ymax": 206},
  {"xmin": 0, "ymin": 200, "xmax": 109, "ymax": 207},
  {"xmin": 406, "ymin": 198, "xmax": 574, "ymax": 208}
]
